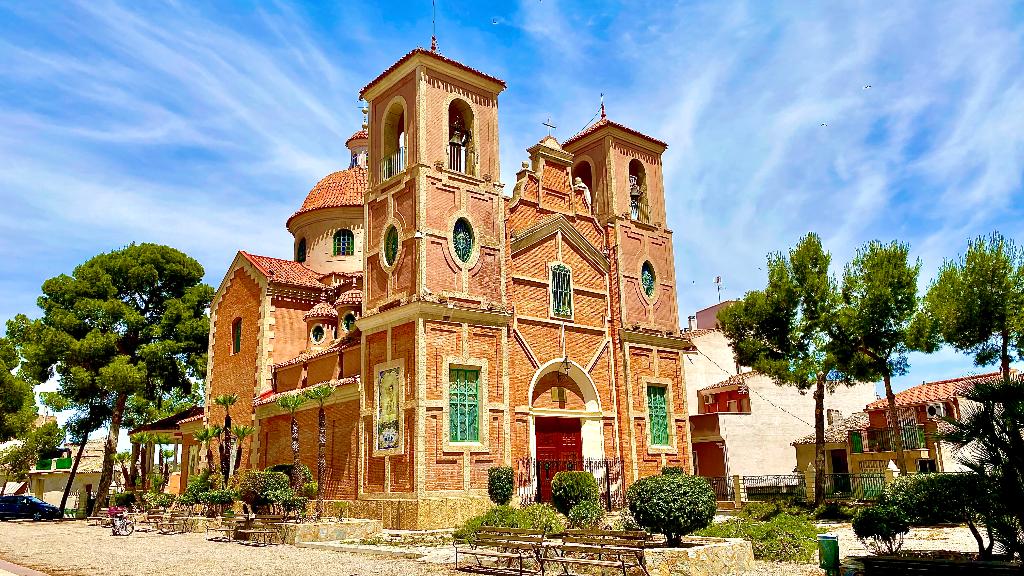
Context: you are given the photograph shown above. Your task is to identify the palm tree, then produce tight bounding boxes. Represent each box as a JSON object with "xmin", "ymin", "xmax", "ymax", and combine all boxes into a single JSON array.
[
  {"xmin": 230, "ymin": 425, "xmax": 256, "ymax": 476},
  {"xmin": 213, "ymin": 394, "xmax": 239, "ymax": 482},
  {"xmin": 277, "ymin": 394, "xmax": 307, "ymax": 489},
  {"xmin": 130, "ymin": 432, "xmax": 154, "ymax": 491},
  {"xmin": 152, "ymin": 433, "xmax": 174, "ymax": 488},
  {"xmin": 303, "ymin": 384, "xmax": 334, "ymax": 518},
  {"xmin": 113, "ymin": 451, "xmax": 132, "ymax": 492},
  {"xmin": 193, "ymin": 425, "xmax": 222, "ymax": 476}
]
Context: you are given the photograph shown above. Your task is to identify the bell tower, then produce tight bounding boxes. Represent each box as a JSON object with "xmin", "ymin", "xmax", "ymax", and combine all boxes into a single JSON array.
[{"xmin": 563, "ymin": 110, "xmax": 679, "ymax": 332}]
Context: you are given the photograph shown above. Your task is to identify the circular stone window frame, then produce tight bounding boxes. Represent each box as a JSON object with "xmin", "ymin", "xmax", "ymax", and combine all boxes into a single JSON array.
[
  {"xmin": 310, "ymin": 323, "xmax": 326, "ymax": 344},
  {"xmin": 447, "ymin": 212, "xmax": 480, "ymax": 269},
  {"xmin": 641, "ymin": 260, "xmax": 657, "ymax": 299},
  {"xmin": 380, "ymin": 220, "xmax": 402, "ymax": 271}
]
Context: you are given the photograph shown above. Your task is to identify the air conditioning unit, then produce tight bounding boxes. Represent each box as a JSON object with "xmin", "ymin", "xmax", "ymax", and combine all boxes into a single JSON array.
[{"xmin": 926, "ymin": 402, "xmax": 946, "ymax": 419}]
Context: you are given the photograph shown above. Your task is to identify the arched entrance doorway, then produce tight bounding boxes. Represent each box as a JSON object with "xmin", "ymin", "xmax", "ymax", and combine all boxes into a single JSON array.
[{"xmin": 525, "ymin": 359, "xmax": 605, "ymax": 502}]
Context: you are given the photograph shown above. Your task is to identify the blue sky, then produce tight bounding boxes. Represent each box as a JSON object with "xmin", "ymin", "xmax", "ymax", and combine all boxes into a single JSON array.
[{"xmin": 2, "ymin": 0, "xmax": 1024, "ymax": 416}]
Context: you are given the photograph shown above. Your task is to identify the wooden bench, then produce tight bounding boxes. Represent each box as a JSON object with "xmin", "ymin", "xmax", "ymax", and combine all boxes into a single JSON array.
[
  {"xmin": 156, "ymin": 512, "xmax": 190, "ymax": 534},
  {"xmin": 236, "ymin": 515, "xmax": 285, "ymax": 546},
  {"xmin": 455, "ymin": 526, "xmax": 546, "ymax": 575},
  {"xmin": 541, "ymin": 530, "xmax": 650, "ymax": 576},
  {"xmin": 206, "ymin": 515, "xmax": 239, "ymax": 541}
]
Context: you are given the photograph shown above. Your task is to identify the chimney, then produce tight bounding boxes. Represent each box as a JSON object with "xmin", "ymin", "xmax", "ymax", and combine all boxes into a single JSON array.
[{"xmin": 687, "ymin": 315, "xmax": 697, "ymax": 331}]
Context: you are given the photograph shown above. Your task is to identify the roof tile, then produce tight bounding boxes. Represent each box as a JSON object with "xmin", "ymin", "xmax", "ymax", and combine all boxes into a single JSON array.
[
  {"xmin": 241, "ymin": 252, "xmax": 323, "ymax": 288},
  {"xmin": 288, "ymin": 166, "xmax": 367, "ymax": 226},
  {"xmin": 865, "ymin": 370, "xmax": 1007, "ymax": 410}
]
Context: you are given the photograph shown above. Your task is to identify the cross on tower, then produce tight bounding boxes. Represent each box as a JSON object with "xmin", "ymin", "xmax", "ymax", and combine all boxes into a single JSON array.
[{"xmin": 542, "ymin": 117, "xmax": 557, "ymax": 136}]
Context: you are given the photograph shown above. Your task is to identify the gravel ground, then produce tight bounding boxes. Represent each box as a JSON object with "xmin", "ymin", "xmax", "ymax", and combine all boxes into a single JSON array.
[
  {"xmin": 0, "ymin": 519, "xmax": 982, "ymax": 576},
  {"xmin": 0, "ymin": 521, "xmax": 456, "ymax": 576}
]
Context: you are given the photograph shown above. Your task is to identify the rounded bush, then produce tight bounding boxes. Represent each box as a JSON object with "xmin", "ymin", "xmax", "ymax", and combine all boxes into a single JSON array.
[
  {"xmin": 853, "ymin": 505, "xmax": 910, "ymax": 555},
  {"xmin": 880, "ymin": 473, "xmax": 975, "ymax": 526},
  {"xmin": 568, "ymin": 500, "xmax": 605, "ymax": 529},
  {"xmin": 550, "ymin": 471, "xmax": 600, "ymax": 516},
  {"xmin": 268, "ymin": 463, "xmax": 313, "ymax": 486},
  {"xmin": 661, "ymin": 466, "xmax": 686, "ymax": 476},
  {"xmin": 111, "ymin": 492, "xmax": 137, "ymax": 508},
  {"xmin": 487, "ymin": 466, "xmax": 515, "ymax": 505},
  {"xmin": 197, "ymin": 488, "xmax": 237, "ymax": 506},
  {"xmin": 237, "ymin": 469, "xmax": 290, "ymax": 508},
  {"xmin": 518, "ymin": 504, "xmax": 565, "ymax": 535},
  {"xmin": 627, "ymin": 474, "xmax": 716, "ymax": 546}
]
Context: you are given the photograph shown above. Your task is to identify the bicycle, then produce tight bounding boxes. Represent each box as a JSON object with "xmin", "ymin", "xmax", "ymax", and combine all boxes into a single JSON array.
[{"xmin": 110, "ymin": 508, "xmax": 134, "ymax": 536}]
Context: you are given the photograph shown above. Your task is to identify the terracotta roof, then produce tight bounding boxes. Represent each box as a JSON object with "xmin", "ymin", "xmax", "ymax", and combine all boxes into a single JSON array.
[
  {"xmin": 179, "ymin": 413, "xmax": 203, "ymax": 424},
  {"xmin": 304, "ymin": 301, "xmax": 339, "ymax": 321},
  {"xmin": 865, "ymin": 370, "xmax": 1007, "ymax": 410},
  {"xmin": 346, "ymin": 129, "xmax": 368, "ymax": 144},
  {"xmin": 241, "ymin": 252, "xmax": 322, "ymax": 288},
  {"xmin": 793, "ymin": 412, "xmax": 869, "ymax": 445},
  {"xmin": 272, "ymin": 335, "xmax": 357, "ymax": 370},
  {"xmin": 563, "ymin": 116, "xmax": 668, "ymax": 149},
  {"xmin": 287, "ymin": 166, "xmax": 367, "ymax": 226},
  {"xmin": 129, "ymin": 405, "xmax": 203, "ymax": 435},
  {"xmin": 699, "ymin": 371, "xmax": 761, "ymax": 393},
  {"xmin": 684, "ymin": 328, "xmax": 719, "ymax": 339},
  {"xmin": 334, "ymin": 288, "xmax": 362, "ymax": 306},
  {"xmin": 359, "ymin": 48, "xmax": 506, "ymax": 99},
  {"xmin": 254, "ymin": 375, "xmax": 360, "ymax": 407}
]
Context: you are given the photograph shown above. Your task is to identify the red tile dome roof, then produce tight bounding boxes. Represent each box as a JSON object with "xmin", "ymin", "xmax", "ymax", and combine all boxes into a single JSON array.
[
  {"xmin": 346, "ymin": 129, "xmax": 368, "ymax": 145},
  {"xmin": 287, "ymin": 166, "xmax": 367, "ymax": 227},
  {"xmin": 303, "ymin": 301, "xmax": 339, "ymax": 321}
]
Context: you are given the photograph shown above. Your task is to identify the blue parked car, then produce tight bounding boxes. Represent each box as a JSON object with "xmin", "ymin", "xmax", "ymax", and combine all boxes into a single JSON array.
[{"xmin": 0, "ymin": 495, "xmax": 61, "ymax": 520}]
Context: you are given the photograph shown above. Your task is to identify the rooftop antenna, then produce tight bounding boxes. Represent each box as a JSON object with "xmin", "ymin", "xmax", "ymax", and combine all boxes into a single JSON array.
[
  {"xmin": 600, "ymin": 92, "xmax": 606, "ymax": 119},
  {"xmin": 715, "ymin": 276, "xmax": 722, "ymax": 302},
  {"xmin": 431, "ymin": 0, "xmax": 438, "ymax": 52},
  {"xmin": 543, "ymin": 117, "xmax": 557, "ymax": 136}
]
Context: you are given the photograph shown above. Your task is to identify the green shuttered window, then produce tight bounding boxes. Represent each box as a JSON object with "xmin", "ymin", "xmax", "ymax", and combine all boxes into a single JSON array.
[
  {"xmin": 450, "ymin": 368, "xmax": 480, "ymax": 443},
  {"xmin": 647, "ymin": 385, "xmax": 669, "ymax": 446},
  {"xmin": 551, "ymin": 264, "xmax": 572, "ymax": 318}
]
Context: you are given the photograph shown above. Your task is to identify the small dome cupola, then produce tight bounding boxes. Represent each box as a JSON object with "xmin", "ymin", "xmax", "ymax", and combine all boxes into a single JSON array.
[
  {"xmin": 334, "ymin": 288, "xmax": 361, "ymax": 335},
  {"xmin": 304, "ymin": 300, "xmax": 338, "ymax": 351},
  {"xmin": 346, "ymin": 128, "xmax": 368, "ymax": 169}
]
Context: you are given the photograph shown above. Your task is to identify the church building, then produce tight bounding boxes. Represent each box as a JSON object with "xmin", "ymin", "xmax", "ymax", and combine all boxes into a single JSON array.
[{"xmin": 192, "ymin": 46, "xmax": 696, "ymax": 529}]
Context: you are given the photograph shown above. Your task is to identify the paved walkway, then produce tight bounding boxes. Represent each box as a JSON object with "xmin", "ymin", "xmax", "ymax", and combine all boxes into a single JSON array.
[{"xmin": 0, "ymin": 559, "xmax": 49, "ymax": 576}]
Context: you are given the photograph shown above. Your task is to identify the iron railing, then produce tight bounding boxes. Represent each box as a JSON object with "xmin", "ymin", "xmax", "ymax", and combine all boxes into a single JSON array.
[
  {"xmin": 516, "ymin": 457, "xmax": 625, "ymax": 511},
  {"xmin": 741, "ymin": 474, "xmax": 806, "ymax": 501},
  {"xmin": 379, "ymin": 146, "xmax": 406, "ymax": 182},
  {"xmin": 702, "ymin": 476, "xmax": 734, "ymax": 501},
  {"xmin": 863, "ymin": 426, "xmax": 926, "ymax": 453},
  {"xmin": 821, "ymin": 473, "xmax": 885, "ymax": 500}
]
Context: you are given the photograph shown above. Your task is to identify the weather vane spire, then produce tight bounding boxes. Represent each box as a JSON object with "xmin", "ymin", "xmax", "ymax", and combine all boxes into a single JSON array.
[
  {"xmin": 600, "ymin": 93, "xmax": 606, "ymax": 119},
  {"xmin": 431, "ymin": 0, "xmax": 438, "ymax": 52}
]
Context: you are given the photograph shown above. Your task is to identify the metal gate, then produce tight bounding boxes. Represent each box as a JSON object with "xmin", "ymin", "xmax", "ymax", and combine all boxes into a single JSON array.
[{"xmin": 516, "ymin": 457, "xmax": 624, "ymax": 510}]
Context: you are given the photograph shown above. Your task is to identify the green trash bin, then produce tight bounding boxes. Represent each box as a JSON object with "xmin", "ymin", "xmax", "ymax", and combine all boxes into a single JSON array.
[{"xmin": 818, "ymin": 533, "xmax": 840, "ymax": 575}]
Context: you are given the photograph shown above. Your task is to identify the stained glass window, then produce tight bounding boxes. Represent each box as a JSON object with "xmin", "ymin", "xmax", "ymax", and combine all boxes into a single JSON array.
[
  {"xmin": 647, "ymin": 385, "xmax": 669, "ymax": 446},
  {"xmin": 296, "ymin": 238, "xmax": 307, "ymax": 263},
  {"xmin": 333, "ymin": 229, "xmax": 354, "ymax": 256},
  {"xmin": 232, "ymin": 318, "xmax": 242, "ymax": 354},
  {"xmin": 343, "ymin": 313, "xmax": 356, "ymax": 332},
  {"xmin": 383, "ymin": 226, "xmax": 399, "ymax": 266},
  {"xmin": 551, "ymin": 264, "xmax": 573, "ymax": 318},
  {"xmin": 449, "ymin": 368, "xmax": 480, "ymax": 442},
  {"xmin": 642, "ymin": 261, "xmax": 656, "ymax": 297},
  {"xmin": 453, "ymin": 218, "xmax": 474, "ymax": 263}
]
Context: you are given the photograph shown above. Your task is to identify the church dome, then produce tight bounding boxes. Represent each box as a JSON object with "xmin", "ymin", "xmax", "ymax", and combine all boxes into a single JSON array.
[
  {"xmin": 287, "ymin": 129, "xmax": 369, "ymax": 227},
  {"xmin": 304, "ymin": 301, "xmax": 339, "ymax": 321}
]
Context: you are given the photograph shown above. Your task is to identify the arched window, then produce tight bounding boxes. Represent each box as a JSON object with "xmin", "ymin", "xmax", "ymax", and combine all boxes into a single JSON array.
[
  {"xmin": 296, "ymin": 238, "xmax": 307, "ymax": 263},
  {"xmin": 641, "ymin": 261, "xmax": 656, "ymax": 297},
  {"xmin": 550, "ymin": 264, "xmax": 573, "ymax": 318},
  {"xmin": 381, "ymin": 103, "xmax": 406, "ymax": 181},
  {"xmin": 383, "ymin": 225, "xmax": 399, "ymax": 266},
  {"xmin": 343, "ymin": 313, "xmax": 356, "ymax": 332},
  {"xmin": 231, "ymin": 318, "xmax": 242, "ymax": 354},
  {"xmin": 448, "ymin": 99, "xmax": 475, "ymax": 175},
  {"xmin": 310, "ymin": 324, "xmax": 325, "ymax": 344},
  {"xmin": 333, "ymin": 229, "xmax": 355, "ymax": 256},
  {"xmin": 628, "ymin": 159, "xmax": 650, "ymax": 223},
  {"xmin": 571, "ymin": 160, "xmax": 594, "ymax": 210}
]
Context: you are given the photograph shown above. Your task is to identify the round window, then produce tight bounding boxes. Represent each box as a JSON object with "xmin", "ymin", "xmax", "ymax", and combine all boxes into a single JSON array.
[
  {"xmin": 641, "ymin": 261, "xmax": 656, "ymax": 297},
  {"xmin": 383, "ymin": 225, "xmax": 399, "ymax": 266},
  {"xmin": 343, "ymin": 313, "xmax": 356, "ymax": 332},
  {"xmin": 452, "ymin": 218, "xmax": 474, "ymax": 263},
  {"xmin": 311, "ymin": 324, "xmax": 325, "ymax": 344}
]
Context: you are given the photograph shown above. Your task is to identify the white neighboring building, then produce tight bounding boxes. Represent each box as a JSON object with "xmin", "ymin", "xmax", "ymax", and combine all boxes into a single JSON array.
[{"xmin": 683, "ymin": 306, "xmax": 876, "ymax": 479}]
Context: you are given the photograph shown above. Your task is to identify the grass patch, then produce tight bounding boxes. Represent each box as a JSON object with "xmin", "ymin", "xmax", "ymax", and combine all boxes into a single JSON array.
[{"xmin": 696, "ymin": 511, "xmax": 818, "ymax": 563}]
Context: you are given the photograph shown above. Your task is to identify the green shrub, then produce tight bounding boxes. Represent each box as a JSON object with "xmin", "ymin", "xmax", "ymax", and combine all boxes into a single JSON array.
[
  {"xmin": 550, "ymin": 471, "xmax": 600, "ymax": 516},
  {"xmin": 739, "ymin": 500, "xmax": 783, "ymax": 521},
  {"xmin": 453, "ymin": 504, "xmax": 565, "ymax": 543},
  {"xmin": 614, "ymin": 507, "xmax": 643, "ymax": 532},
  {"xmin": 697, "ymin": 512, "xmax": 818, "ymax": 563},
  {"xmin": 568, "ymin": 500, "xmax": 605, "ymax": 529},
  {"xmin": 661, "ymin": 466, "xmax": 686, "ymax": 476},
  {"xmin": 142, "ymin": 491, "xmax": 175, "ymax": 509},
  {"xmin": 487, "ymin": 466, "xmax": 515, "ymax": 505},
  {"xmin": 814, "ymin": 500, "xmax": 859, "ymax": 521},
  {"xmin": 880, "ymin": 473, "xmax": 974, "ymax": 526},
  {"xmin": 197, "ymin": 489, "xmax": 237, "ymax": 506},
  {"xmin": 627, "ymin": 474, "xmax": 716, "ymax": 546},
  {"xmin": 268, "ymin": 462, "xmax": 313, "ymax": 486},
  {"xmin": 178, "ymin": 472, "xmax": 214, "ymax": 507},
  {"xmin": 237, "ymin": 469, "xmax": 290, "ymax": 509},
  {"xmin": 301, "ymin": 481, "xmax": 317, "ymax": 499},
  {"xmin": 111, "ymin": 492, "xmax": 137, "ymax": 508},
  {"xmin": 853, "ymin": 505, "xmax": 910, "ymax": 555}
]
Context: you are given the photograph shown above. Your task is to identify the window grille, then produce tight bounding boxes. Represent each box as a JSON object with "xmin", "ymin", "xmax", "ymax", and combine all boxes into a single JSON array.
[
  {"xmin": 333, "ymin": 229, "xmax": 354, "ymax": 256},
  {"xmin": 450, "ymin": 368, "xmax": 480, "ymax": 442},
  {"xmin": 551, "ymin": 264, "xmax": 573, "ymax": 318},
  {"xmin": 647, "ymin": 385, "xmax": 669, "ymax": 446}
]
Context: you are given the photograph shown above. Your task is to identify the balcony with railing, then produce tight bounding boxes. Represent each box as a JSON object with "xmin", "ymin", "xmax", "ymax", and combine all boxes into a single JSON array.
[
  {"xmin": 379, "ymin": 146, "xmax": 406, "ymax": 183},
  {"xmin": 850, "ymin": 425, "xmax": 927, "ymax": 454}
]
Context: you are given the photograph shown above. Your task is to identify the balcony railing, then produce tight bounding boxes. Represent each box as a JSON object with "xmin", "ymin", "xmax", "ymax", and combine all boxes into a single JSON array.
[
  {"xmin": 379, "ymin": 146, "xmax": 406, "ymax": 182},
  {"xmin": 741, "ymin": 474, "xmax": 806, "ymax": 501},
  {"xmin": 851, "ymin": 425, "xmax": 926, "ymax": 453},
  {"xmin": 822, "ymin": 473, "xmax": 885, "ymax": 500}
]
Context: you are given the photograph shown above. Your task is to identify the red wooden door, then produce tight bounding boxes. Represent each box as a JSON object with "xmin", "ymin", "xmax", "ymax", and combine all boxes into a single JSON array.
[{"xmin": 535, "ymin": 417, "xmax": 582, "ymax": 502}]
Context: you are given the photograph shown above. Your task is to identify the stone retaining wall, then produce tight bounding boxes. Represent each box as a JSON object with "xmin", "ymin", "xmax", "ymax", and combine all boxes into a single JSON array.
[
  {"xmin": 646, "ymin": 537, "xmax": 754, "ymax": 576},
  {"xmin": 278, "ymin": 518, "xmax": 382, "ymax": 545}
]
